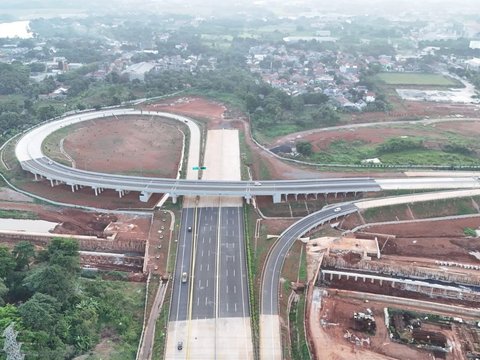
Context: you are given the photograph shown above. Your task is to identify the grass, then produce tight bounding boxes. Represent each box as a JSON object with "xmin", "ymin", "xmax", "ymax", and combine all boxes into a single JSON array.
[
  {"xmin": 83, "ymin": 279, "xmax": 146, "ymax": 360},
  {"xmin": 304, "ymin": 128, "xmax": 480, "ymax": 167},
  {"xmin": 151, "ymin": 284, "xmax": 171, "ymax": 360},
  {"xmin": 362, "ymin": 196, "xmax": 479, "ymax": 223},
  {"xmin": 376, "ymin": 72, "xmax": 461, "ymax": 87},
  {"xmin": 289, "ymin": 295, "xmax": 310, "ymax": 360},
  {"xmin": 0, "ymin": 209, "xmax": 38, "ymax": 219}
]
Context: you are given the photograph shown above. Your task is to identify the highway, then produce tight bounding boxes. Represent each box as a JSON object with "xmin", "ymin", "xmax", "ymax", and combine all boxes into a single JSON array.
[
  {"xmin": 168, "ymin": 205, "xmax": 251, "ymax": 358},
  {"xmin": 170, "ymin": 208, "xmax": 195, "ymax": 323}
]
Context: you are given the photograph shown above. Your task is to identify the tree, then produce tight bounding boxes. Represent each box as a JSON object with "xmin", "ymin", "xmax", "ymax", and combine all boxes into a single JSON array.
[
  {"xmin": 0, "ymin": 247, "xmax": 15, "ymax": 279},
  {"xmin": 12, "ymin": 241, "xmax": 35, "ymax": 271},
  {"xmin": 19, "ymin": 293, "xmax": 60, "ymax": 332},
  {"xmin": 0, "ymin": 279, "xmax": 7, "ymax": 306},
  {"xmin": 23, "ymin": 265, "xmax": 77, "ymax": 306},
  {"xmin": 296, "ymin": 141, "xmax": 313, "ymax": 156},
  {"xmin": 45, "ymin": 238, "xmax": 80, "ymax": 274}
]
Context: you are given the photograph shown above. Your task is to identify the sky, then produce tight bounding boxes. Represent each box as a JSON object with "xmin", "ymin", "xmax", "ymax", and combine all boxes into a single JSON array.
[{"xmin": 0, "ymin": 0, "xmax": 479, "ymax": 18}]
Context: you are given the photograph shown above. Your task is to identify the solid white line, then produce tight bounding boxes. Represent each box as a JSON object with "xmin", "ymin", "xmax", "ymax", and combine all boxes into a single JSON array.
[{"xmin": 206, "ymin": 279, "xmax": 209, "ymax": 288}]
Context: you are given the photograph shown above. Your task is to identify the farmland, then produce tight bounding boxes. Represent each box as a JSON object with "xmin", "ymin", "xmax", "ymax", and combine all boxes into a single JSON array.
[{"xmin": 376, "ymin": 72, "xmax": 461, "ymax": 87}]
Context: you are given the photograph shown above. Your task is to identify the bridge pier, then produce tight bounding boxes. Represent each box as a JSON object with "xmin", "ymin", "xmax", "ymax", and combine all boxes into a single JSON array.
[
  {"xmin": 117, "ymin": 190, "xmax": 124, "ymax": 198},
  {"xmin": 93, "ymin": 188, "xmax": 98, "ymax": 196},
  {"xmin": 171, "ymin": 194, "xmax": 178, "ymax": 204},
  {"xmin": 71, "ymin": 184, "xmax": 76, "ymax": 192},
  {"xmin": 245, "ymin": 195, "xmax": 251, "ymax": 204},
  {"xmin": 272, "ymin": 193, "xmax": 282, "ymax": 204}
]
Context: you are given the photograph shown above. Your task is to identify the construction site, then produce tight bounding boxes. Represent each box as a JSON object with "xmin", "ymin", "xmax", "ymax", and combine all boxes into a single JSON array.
[{"xmin": 294, "ymin": 205, "xmax": 480, "ymax": 360}]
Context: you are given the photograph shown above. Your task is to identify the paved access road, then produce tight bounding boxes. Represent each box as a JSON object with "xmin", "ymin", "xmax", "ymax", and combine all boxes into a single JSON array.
[{"xmin": 260, "ymin": 203, "xmax": 358, "ymax": 360}]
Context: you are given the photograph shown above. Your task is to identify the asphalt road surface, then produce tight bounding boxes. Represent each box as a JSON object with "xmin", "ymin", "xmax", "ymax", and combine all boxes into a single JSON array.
[
  {"xmin": 192, "ymin": 207, "xmax": 218, "ymax": 319},
  {"xmin": 218, "ymin": 207, "xmax": 249, "ymax": 318},
  {"xmin": 174, "ymin": 206, "xmax": 250, "ymax": 320},
  {"xmin": 170, "ymin": 208, "xmax": 195, "ymax": 322},
  {"xmin": 261, "ymin": 203, "xmax": 359, "ymax": 316}
]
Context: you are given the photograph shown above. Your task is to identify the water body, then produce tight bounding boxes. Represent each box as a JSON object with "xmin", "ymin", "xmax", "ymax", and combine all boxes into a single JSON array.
[
  {"xmin": 0, "ymin": 219, "xmax": 58, "ymax": 233},
  {"xmin": 0, "ymin": 20, "xmax": 33, "ymax": 38}
]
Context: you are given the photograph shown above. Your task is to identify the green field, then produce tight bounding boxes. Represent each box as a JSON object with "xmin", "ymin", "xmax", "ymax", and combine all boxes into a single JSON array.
[{"xmin": 376, "ymin": 72, "xmax": 460, "ymax": 87}]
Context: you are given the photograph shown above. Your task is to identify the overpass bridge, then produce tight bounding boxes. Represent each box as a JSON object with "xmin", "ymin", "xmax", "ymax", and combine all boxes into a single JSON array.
[{"xmin": 14, "ymin": 109, "xmax": 480, "ymax": 204}]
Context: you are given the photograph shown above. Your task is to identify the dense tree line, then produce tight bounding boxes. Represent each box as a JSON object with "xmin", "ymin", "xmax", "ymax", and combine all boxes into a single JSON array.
[{"xmin": 0, "ymin": 238, "xmax": 142, "ymax": 360}]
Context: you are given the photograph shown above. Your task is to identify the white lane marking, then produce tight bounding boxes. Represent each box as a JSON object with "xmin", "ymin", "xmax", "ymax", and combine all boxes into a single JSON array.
[
  {"xmin": 207, "ymin": 264, "xmax": 210, "ymax": 271},
  {"xmin": 233, "ymin": 269, "xmax": 236, "ymax": 277},
  {"xmin": 199, "ymin": 280, "xmax": 201, "ymax": 288},
  {"xmin": 197, "ymin": 297, "xmax": 200, "ymax": 306},
  {"xmin": 206, "ymin": 279, "xmax": 209, "ymax": 288},
  {"xmin": 208, "ymin": 250, "xmax": 211, "ymax": 257},
  {"xmin": 226, "ymin": 285, "xmax": 229, "ymax": 294},
  {"xmin": 226, "ymin": 269, "xmax": 228, "ymax": 277},
  {"xmin": 227, "ymin": 303, "xmax": 229, "ymax": 312},
  {"xmin": 200, "ymin": 264, "xmax": 203, "ymax": 271},
  {"xmin": 205, "ymin": 297, "xmax": 208, "ymax": 306},
  {"xmin": 201, "ymin": 250, "xmax": 204, "ymax": 257},
  {"xmin": 234, "ymin": 285, "xmax": 237, "ymax": 294},
  {"xmin": 235, "ymin": 303, "xmax": 237, "ymax": 312}
]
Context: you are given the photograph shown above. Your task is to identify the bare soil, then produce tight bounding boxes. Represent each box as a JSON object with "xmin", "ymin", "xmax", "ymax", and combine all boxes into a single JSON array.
[
  {"xmin": 349, "ymin": 217, "xmax": 480, "ymax": 263},
  {"xmin": 61, "ymin": 116, "xmax": 184, "ymax": 178},
  {"xmin": 0, "ymin": 200, "xmax": 151, "ymax": 241},
  {"xmin": 314, "ymin": 293, "xmax": 464, "ymax": 360}
]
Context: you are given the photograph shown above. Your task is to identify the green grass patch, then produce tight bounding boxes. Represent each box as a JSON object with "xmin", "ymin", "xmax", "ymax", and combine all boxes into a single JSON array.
[
  {"xmin": 376, "ymin": 72, "xmax": 460, "ymax": 87},
  {"xmin": 0, "ymin": 209, "xmax": 38, "ymax": 219},
  {"xmin": 289, "ymin": 295, "xmax": 309, "ymax": 360},
  {"xmin": 379, "ymin": 149, "xmax": 480, "ymax": 166}
]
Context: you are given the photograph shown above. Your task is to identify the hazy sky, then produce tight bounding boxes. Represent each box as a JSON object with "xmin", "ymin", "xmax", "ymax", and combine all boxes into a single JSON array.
[{"xmin": 0, "ymin": 0, "xmax": 479, "ymax": 18}]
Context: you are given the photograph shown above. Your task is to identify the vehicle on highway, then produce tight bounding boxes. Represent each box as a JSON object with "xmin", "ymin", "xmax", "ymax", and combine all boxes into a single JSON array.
[
  {"xmin": 187, "ymin": 226, "xmax": 192, "ymax": 232},
  {"xmin": 181, "ymin": 272, "xmax": 188, "ymax": 283},
  {"xmin": 254, "ymin": 181, "xmax": 262, "ymax": 186},
  {"xmin": 334, "ymin": 207, "xmax": 342, "ymax": 212},
  {"xmin": 177, "ymin": 341, "xmax": 183, "ymax": 350},
  {"xmin": 48, "ymin": 160, "xmax": 53, "ymax": 165}
]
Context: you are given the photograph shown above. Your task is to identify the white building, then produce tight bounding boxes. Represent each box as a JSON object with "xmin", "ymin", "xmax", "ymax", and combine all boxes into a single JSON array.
[{"xmin": 122, "ymin": 62, "xmax": 156, "ymax": 81}]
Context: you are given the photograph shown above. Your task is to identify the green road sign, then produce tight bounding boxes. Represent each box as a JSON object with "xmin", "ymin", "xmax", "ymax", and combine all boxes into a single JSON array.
[
  {"xmin": 200, "ymin": 166, "xmax": 207, "ymax": 170},
  {"xmin": 192, "ymin": 166, "xmax": 199, "ymax": 170},
  {"xmin": 192, "ymin": 166, "xmax": 207, "ymax": 170}
]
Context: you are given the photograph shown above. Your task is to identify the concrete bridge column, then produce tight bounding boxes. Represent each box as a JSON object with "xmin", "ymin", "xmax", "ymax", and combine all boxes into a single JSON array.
[
  {"xmin": 379, "ymin": 279, "xmax": 383, "ymax": 286},
  {"xmin": 171, "ymin": 194, "xmax": 178, "ymax": 204},
  {"xmin": 50, "ymin": 179, "xmax": 54, "ymax": 187},
  {"xmin": 338, "ymin": 274, "xmax": 342, "ymax": 280},
  {"xmin": 245, "ymin": 195, "xmax": 251, "ymax": 204},
  {"xmin": 71, "ymin": 184, "xmax": 76, "ymax": 192},
  {"xmin": 93, "ymin": 188, "xmax": 98, "ymax": 196},
  {"xmin": 272, "ymin": 193, "xmax": 282, "ymax": 204},
  {"xmin": 329, "ymin": 273, "xmax": 333, "ymax": 281},
  {"xmin": 370, "ymin": 278, "xmax": 374, "ymax": 284},
  {"xmin": 34, "ymin": 173, "xmax": 38, "ymax": 181},
  {"xmin": 117, "ymin": 190, "xmax": 124, "ymax": 198}
]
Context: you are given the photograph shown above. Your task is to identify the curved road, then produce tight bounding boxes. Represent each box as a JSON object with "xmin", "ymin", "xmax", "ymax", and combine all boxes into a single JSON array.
[{"xmin": 260, "ymin": 203, "xmax": 358, "ymax": 359}]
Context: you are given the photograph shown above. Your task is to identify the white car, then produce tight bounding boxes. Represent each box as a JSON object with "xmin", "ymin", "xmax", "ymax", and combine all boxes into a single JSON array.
[
  {"xmin": 254, "ymin": 181, "xmax": 262, "ymax": 186},
  {"xmin": 181, "ymin": 272, "xmax": 188, "ymax": 283},
  {"xmin": 334, "ymin": 207, "xmax": 342, "ymax": 212}
]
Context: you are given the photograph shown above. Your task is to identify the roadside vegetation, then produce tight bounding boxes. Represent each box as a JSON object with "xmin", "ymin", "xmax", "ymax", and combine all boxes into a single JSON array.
[
  {"xmin": 0, "ymin": 238, "xmax": 144, "ymax": 360},
  {"xmin": 0, "ymin": 209, "xmax": 38, "ymax": 219}
]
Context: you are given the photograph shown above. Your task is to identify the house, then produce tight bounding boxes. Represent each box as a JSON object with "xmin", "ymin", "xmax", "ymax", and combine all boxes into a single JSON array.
[{"xmin": 365, "ymin": 92, "xmax": 376, "ymax": 103}]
